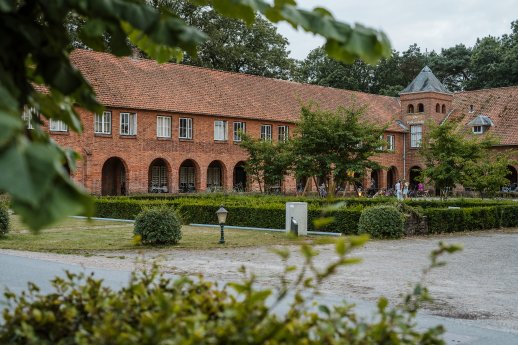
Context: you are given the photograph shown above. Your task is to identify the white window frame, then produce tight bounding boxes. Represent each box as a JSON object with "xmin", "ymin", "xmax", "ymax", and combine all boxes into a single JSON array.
[
  {"xmin": 94, "ymin": 111, "xmax": 112, "ymax": 134},
  {"xmin": 472, "ymin": 126, "xmax": 484, "ymax": 134},
  {"xmin": 377, "ymin": 135, "xmax": 384, "ymax": 151},
  {"xmin": 387, "ymin": 134, "xmax": 395, "ymax": 151},
  {"xmin": 120, "ymin": 112, "xmax": 137, "ymax": 136},
  {"xmin": 260, "ymin": 124, "xmax": 272, "ymax": 141},
  {"xmin": 156, "ymin": 115, "xmax": 172, "ymax": 138},
  {"xmin": 49, "ymin": 119, "xmax": 68, "ymax": 132},
  {"xmin": 410, "ymin": 125, "xmax": 422, "ymax": 148},
  {"xmin": 278, "ymin": 125, "xmax": 289, "ymax": 142},
  {"xmin": 214, "ymin": 120, "xmax": 228, "ymax": 141},
  {"xmin": 233, "ymin": 122, "xmax": 246, "ymax": 142},
  {"xmin": 179, "ymin": 117, "xmax": 193, "ymax": 139},
  {"xmin": 22, "ymin": 107, "xmax": 36, "ymax": 129}
]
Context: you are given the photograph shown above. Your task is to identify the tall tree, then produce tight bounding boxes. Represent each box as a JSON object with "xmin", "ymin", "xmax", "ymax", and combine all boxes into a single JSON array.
[
  {"xmin": 418, "ymin": 120, "xmax": 495, "ymax": 194},
  {"xmin": 239, "ymin": 136, "xmax": 292, "ymax": 193},
  {"xmin": 291, "ymin": 103, "xmax": 386, "ymax": 196},
  {"xmin": 428, "ymin": 44, "xmax": 472, "ymax": 92},
  {"xmin": 0, "ymin": 0, "xmax": 391, "ymax": 230}
]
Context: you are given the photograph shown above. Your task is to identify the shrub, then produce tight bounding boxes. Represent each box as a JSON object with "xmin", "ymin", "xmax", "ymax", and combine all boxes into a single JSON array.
[
  {"xmin": 0, "ymin": 203, "xmax": 9, "ymax": 236},
  {"xmin": 134, "ymin": 207, "xmax": 182, "ymax": 245},
  {"xmin": 0, "ymin": 241, "xmax": 459, "ymax": 345},
  {"xmin": 358, "ymin": 205, "xmax": 405, "ymax": 239}
]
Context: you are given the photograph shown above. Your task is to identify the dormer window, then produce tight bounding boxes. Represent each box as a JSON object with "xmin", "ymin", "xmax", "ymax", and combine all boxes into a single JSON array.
[
  {"xmin": 469, "ymin": 105, "xmax": 474, "ymax": 113},
  {"xmin": 472, "ymin": 126, "xmax": 483, "ymax": 134},
  {"xmin": 468, "ymin": 115, "xmax": 494, "ymax": 135},
  {"xmin": 407, "ymin": 104, "xmax": 414, "ymax": 114},
  {"xmin": 417, "ymin": 103, "xmax": 424, "ymax": 113}
]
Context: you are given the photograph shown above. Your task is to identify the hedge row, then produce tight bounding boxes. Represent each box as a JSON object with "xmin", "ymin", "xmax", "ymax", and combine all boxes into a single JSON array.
[
  {"xmin": 94, "ymin": 198, "xmax": 518, "ymax": 235},
  {"xmin": 94, "ymin": 198, "xmax": 363, "ymax": 234},
  {"xmin": 425, "ymin": 205, "xmax": 518, "ymax": 233}
]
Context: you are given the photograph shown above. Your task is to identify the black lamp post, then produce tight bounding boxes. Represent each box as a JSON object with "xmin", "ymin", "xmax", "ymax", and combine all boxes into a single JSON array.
[{"xmin": 216, "ymin": 205, "xmax": 228, "ymax": 244}]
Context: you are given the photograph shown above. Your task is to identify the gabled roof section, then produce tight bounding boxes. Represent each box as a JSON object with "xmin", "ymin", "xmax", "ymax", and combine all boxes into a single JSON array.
[
  {"xmin": 449, "ymin": 86, "xmax": 518, "ymax": 145},
  {"xmin": 70, "ymin": 49, "xmax": 403, "ymax": 131},
  {"xmin": 400, "ymin": 66, "xmax": 451, "ymax": 94}
]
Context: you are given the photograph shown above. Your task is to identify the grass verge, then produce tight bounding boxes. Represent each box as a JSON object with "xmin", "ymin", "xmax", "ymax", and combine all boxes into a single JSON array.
[{"xmin": 0, "ymin": 216, "xmax": 336, "ymax": 254}]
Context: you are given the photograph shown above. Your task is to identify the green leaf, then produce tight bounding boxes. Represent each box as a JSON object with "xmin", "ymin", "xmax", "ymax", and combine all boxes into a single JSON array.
[{"xmin": 312, "ymin": 216, "xmax": 334, "ymax": 229}]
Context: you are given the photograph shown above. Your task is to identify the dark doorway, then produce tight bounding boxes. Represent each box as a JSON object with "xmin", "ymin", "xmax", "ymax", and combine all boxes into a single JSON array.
[
  {"xmin": 233, "ymin": 162, "xmax": 247, "ymax": 192},
  {"xmin": 148, "ymin": 158, "xmax": 169, "ymax": 193},
  {"xmin": 387, "ymin": 166, "xmax": 398, "ymax": 189},
  {"xmin": 101, "ymin": 157, "xmax": 127, "ymax": 196},
  {"xmin": 179, "ymin": 159, "xmax": 197, "ymax": 193},
  {"xmin": 506, "ymin": 166, "xmax": 517, "ymax": 186},
  {"xmin": 207, "ymin": 161, "xmax": 224, "ymax": 190}
]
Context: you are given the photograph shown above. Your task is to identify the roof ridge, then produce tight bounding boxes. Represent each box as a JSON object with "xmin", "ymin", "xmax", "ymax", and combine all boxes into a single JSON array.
[
  {"xmin": 455, "ymin": 85, "xmax": 518, "ymax": 94},
  {"xmin": 72, "ymin": 49, "xmax": 398, "ymax": 102}
]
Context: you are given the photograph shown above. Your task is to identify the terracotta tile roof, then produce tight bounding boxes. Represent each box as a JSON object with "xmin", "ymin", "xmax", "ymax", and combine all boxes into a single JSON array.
[
  {"xmin": 70, "ymin": 49, "xmax": 403, "ymax": 131},
  {"xmin": 450, "ymin": 86, "xmax": 518, "ymax": 145}
]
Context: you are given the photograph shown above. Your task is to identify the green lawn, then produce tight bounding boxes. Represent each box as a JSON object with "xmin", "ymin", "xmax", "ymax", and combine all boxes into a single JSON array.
[{"xmin": 0, "ymin": 216, "xmax": 337, "ymax": 254}]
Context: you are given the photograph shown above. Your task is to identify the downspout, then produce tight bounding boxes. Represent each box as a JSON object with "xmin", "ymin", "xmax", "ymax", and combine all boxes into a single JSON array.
[{"xmin": 403, "ymin": 132, "xmax": 406, "ymax": 179}]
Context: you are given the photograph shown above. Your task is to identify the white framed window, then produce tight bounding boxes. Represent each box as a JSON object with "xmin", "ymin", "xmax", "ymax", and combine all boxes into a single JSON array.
[
  {"xmin": 260, "ymin": 124, "xmax": 272, "ymax": 141},
  {"xmin": 22, "ymin": 107, "xmax": 36, "ymax": 129},
  {"xmin": 278, "ymin": 125, "xmax": 289, "ymax": 142},
  {"xmin": 387, "ymin": 134, "xmax": 395, "ymax": 151},
  {"xmin": 49, "ymin": 119, "xmax": 68, "ymax": 132},
  {"xmin": 410, "ymin": 125, "xmax": 422, "ymax": 148},
  {"xmin": 472, "ymin": 126, "xmax": 484, "ymax": 134},
  {"xmin": 179, "ymin": 118, "xmax": 192, "ymax": 139},
  {"xmin": 377, "ymin": 135, "xmax": 384, "ymax": 150},
  {"xmin": 94, "ymin": 111, "xmax": 112, "ymax": 134},
  {"xmin": 156, "ymin": 116, "xmax": 171, "ymax": 138},
  {"xmin": 214, "ymin": 120, "xmax": 228, "ymax": 141},
  {"xmin": 233, "ymin": 122, "xmax": 246, "ymax": 142},
  {"xmin": 120, "ymin": 112, "xmax": 137, "ymax": 135}
]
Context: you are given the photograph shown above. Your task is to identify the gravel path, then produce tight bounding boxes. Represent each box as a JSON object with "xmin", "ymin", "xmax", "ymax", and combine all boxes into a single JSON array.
[{"xmin": 2, "ymin": 229, "xmax": 518, "ymax": 332}]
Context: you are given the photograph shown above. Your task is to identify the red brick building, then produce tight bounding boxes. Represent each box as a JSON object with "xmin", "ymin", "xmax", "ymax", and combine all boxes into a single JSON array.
[{"xmin": 43, "ymin": 50, "xmax": 518, "ymax": 195}]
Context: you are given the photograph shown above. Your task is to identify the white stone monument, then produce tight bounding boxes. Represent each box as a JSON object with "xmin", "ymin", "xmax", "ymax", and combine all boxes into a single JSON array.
[{"xmin": 285, "ymin": 202, "xmax": 308, "ymax": 236}]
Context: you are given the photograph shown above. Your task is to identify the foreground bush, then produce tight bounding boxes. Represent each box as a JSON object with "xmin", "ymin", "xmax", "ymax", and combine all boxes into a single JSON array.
[
  {"xmin": 0, "ymin": 239, "xmax": 460, "ymax": 345},
  {"xmin": 134, "ymin": 207, "xmax": 182, "ymax": 245},
  {"xmin": 0, "ymin": 203, "xmax": 9, "ymax": 236},
  {"xmin": 358, "ymin": 205, "xmax": 405, "ymax": 238}
]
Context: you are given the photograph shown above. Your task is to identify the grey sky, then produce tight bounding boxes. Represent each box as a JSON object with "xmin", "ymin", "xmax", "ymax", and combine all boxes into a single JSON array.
[{"xmin": 276, "ymin": 0, "xmax": 518, "ymax": 60}]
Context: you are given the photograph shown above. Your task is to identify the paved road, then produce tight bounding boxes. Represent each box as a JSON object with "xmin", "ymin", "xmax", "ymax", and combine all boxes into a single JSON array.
[{"xmin": 0, "ymin": 253, "xmax": 516, "ymax": 344}]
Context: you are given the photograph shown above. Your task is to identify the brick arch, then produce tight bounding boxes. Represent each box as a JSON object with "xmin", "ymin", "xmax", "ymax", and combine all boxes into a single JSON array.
[
  {"xmin": 442, "ymin": 104, "xmax": 446, "ymax": 114},
  {"xmin": 207, "ymin": 160, "xmax": 227, "ymax": 190},
  {"xmin": 148, "ymin": 158, "xmax": 172, "ymax": 193},
  {"xmin": 386, "ymin": 166, "xmax": 398, "ymax": 189},
  {"xmin": 233, "ymin": 161, "xmax": 247, "ymax": 191},
  {"xmin": 101, "ymin": 156, "xmax": 128, "ymax": 196},
  {"xmin": 179, "ymin": 159, "xmax": 200, "ymax": 193},
  {"xmin": 436, "ymin": 103, "xmax": 440, "ymax": 113},
  {"xmin": 407, "ymin": 104, "xmax": 414, "ymax": 114},
  {"xmin": 506, "ymin": 165, "xmax": 518, "ymax": 186},
  {"xmin": 417, "ymin": 103, "xmax": 424, "ymax": 113}
]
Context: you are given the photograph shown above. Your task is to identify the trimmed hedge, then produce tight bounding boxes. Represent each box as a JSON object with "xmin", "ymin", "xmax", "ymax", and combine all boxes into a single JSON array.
[
  {"xmin": 94, "ymin": 197, "xmax": 518, "ymax": 235},
  {"xmin": 424, "ymin": 205, "xmax": 518, "ymax": 233},
  {"xmin": 0, "ymin": 203, "xmax": 9, "ymax": 236},
  {"xmin": 94, "ymin": 198, "xmax": 363, "ymax": 234},
  {"xmin": 134, "ymin": 207, "xmax": 182, "ymax": 245}
]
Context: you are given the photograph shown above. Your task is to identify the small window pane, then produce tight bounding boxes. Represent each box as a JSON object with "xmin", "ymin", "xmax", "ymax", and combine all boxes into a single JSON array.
[
  {"xmin": 49, "ymin": 119, "xmax": 68, "ymax": 132},
  {"xmin": 278, "ymin": 126, "xmax": 289, "ymax": 142},
  {"xmin": 214, "ymin": 120, "xmax": 227, "ymax": 141},
  {"xmin": 95, "ymin": 111, "xmax": 112, "ymax": 134},
  {"xmin": 120, "ymin": 113, "xmax": 137, "ymax": 135},
  {"xmin": 233, "ymin": 122, "xmax": 246, "ymax": 142},
  {"xmin": 179, "ymin": 118, "xmax": 193, "ymax": 139},
  {"xmin": 410, "ymin": 125, "xmax": 422, "ymax": 148},
  {"xmin": 260, "ymin": 125, "xmax": 272, "ymax": 141},
  {"xmin": 157, "ymin": 116, "xmax": 171, "ymax": 138}
]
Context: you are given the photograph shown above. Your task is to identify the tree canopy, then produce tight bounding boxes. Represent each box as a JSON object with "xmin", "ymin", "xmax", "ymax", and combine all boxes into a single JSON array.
[
  {"xmin": 0, "ymin": 0, "xmax": 391, "ymax": 230},
  {"xmin": 418, "ymin": 120, "xmax": 513, "ymax": 196},
  {"xmin": 297, "ymin": 19, "xmax": 518, "ymax": 94}
]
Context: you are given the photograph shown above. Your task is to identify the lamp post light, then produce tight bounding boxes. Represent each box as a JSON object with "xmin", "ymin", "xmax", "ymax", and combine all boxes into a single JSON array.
[{"xmin": 216, "ymin": 205, "xmax": 228, "ymax": 244}]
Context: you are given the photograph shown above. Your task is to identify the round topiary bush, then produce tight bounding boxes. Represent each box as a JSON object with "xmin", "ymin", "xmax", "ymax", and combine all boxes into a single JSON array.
[
  {"xmin": 134, "ymin": 207, "xmax": 182, "ymax": 245},
  {"xmin": 0, "ymin": 203, "xmax": 9, "ymax": 236},
  {"xmin": 358, "ymin": 205, "xmax": 405, "ymax": 239}
]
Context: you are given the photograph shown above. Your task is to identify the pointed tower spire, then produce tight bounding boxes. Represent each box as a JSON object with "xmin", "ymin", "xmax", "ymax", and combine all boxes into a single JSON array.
[{"xmin": 400, "ymin": 66, "xmax": 451, "ymax": 94}]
